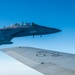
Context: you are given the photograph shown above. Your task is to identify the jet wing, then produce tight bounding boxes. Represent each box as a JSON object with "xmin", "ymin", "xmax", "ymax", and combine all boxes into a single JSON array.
[
  {"xmin": 6, "ymin": 29, "xmax": 25, "ymax": 38},
  {"xmin": 1, "ymin": 47, "xmax": 75, "ymax": 75},
  {"xmin": 0, "ymin": 31, "xmax": 5, "ymax": 40},
  {"xmin": 0, "ymin": 29, "xmax": 23, "ymax": 40}
]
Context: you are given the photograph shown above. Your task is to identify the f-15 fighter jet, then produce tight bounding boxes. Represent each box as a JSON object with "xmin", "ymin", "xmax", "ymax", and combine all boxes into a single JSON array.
[{"xmin": 0, "ymin": 22, "xmax": 61, "ymax": 45}]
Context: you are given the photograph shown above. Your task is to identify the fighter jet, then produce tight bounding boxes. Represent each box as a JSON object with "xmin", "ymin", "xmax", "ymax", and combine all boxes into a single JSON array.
[{"xmin": 0, "ymin": 22, "xmax": 61, "ymax": 45}]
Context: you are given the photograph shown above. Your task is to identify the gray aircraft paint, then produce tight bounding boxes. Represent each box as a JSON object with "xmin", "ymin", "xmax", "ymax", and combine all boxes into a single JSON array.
[{"xmin": 1, "ymin": 47, "xmax": 75, "ymax": 75}]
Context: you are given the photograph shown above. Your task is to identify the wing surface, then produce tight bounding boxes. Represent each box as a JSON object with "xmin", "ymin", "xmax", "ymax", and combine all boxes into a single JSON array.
[{"xmin": 1, "ymin": 47, "xmax": 75, "ymax": 75}]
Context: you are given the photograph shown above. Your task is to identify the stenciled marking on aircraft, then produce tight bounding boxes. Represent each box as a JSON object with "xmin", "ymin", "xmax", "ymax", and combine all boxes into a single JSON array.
[
  {"xmin": 30, "ymin": 31, "xmax": 37, "ymax": 33},
  {"xmin": 36, "ymin": 51, "xmax": 62, "ymax": 57}
]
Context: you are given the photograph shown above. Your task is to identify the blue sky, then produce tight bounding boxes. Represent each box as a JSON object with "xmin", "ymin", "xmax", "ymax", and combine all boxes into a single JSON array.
[{"xmin": 0, "ymin": 0, "xmax": 75, "ymax": 75}]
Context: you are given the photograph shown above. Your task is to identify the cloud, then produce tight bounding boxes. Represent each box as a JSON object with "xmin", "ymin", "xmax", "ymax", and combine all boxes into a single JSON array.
[{"xmin": 0, "ymin": 56, "xmax": 43, "ymax": 75}]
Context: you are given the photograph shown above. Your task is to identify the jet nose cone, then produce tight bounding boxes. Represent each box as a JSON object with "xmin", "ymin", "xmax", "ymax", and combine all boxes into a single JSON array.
[
  {"xmin": 46, "ymin": 27, "xmax": 61, "ymax": 34},
  {"xmin": 54, "ymin": 28, "xmax": 61, "ymax": 32}
]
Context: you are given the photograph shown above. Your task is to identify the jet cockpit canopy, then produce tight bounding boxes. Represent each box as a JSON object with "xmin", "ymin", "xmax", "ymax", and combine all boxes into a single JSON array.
[
  {"xmin": 25, "ymin": 22, "xmax": 37, "ymax": 26},
  {"xmin": 8, "ymin": 22, "xmax": 39, "ymax": 27},
  {"xmin": 14, "ymin": 23, "xmax": 20, "ymax": 26},
  {"xmin": 31, "ymin": 22, "xmax": 39, "ymax": 26}
]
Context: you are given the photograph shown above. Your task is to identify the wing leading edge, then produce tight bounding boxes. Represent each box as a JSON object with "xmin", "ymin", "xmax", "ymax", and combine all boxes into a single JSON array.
[{"xmin": 1, "ymin": 47, "xmax": 75, "ymax": 75}]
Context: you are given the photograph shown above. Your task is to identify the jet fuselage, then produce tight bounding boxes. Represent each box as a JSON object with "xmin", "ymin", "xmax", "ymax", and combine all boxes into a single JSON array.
[{"xmin": 0, "ymin": 23, "xmax": 61, "ymax": 45}]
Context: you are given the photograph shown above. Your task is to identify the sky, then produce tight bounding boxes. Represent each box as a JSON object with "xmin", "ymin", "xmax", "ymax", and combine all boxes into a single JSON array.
[{"xmin": 0, "ymin": 0, "xmax": 75, "ymax": 75}]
